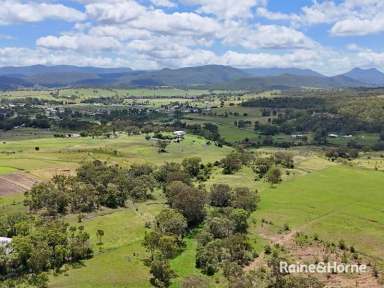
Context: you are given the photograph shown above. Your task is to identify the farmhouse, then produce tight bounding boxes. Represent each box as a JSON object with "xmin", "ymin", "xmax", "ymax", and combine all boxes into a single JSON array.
[{"xmin": 174, "ymin": 130, "xmax": 186, "ymax": 138}]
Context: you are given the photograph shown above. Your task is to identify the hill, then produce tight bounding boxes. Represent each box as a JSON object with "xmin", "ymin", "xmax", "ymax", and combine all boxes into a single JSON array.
[
  {"xmin": 218, "ymin": 74, "xmax": 366, "ymax": 89},
  {"xmin": 0, "ymin": 76, "xmax": 33, "ymax": 90},
  {"xmin": 341, "ymin": 68, "xmax": 384, "ymax": 86},
  {"xmin": 0, "ymin": 64, "xmax": 380, "ymax": 89},
  {"xmin": 242, "ymin": 67, "xmax": 324, "ymax": 77}
]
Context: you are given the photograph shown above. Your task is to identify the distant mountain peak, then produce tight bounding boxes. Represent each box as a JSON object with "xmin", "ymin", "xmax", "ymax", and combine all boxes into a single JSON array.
[{"xmin": 342, "ymin": 67, "xmax": 384, "ymax": 86}]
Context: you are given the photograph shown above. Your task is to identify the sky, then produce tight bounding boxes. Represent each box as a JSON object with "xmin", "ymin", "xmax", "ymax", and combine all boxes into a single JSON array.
[{"xmin": 0, "ymin": 0, "xmax": 384, "ymax": 75}]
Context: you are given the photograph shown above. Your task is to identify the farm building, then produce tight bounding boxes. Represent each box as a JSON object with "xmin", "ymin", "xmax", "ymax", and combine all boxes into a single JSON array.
[{"xmin": 173, "ymin": 131, "xmax": 186, "ymax": 138}]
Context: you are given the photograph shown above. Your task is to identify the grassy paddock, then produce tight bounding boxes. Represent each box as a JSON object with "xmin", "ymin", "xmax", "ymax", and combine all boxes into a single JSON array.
[
  {"xmin": 0, "ymin": 134, "xmax": 232, "ymax": 178},
  {"xmin": 49, "ymin": 201, "xmax": 164, "ymax": 288},
  {"xmin": 251, "ymin": 165, "xmax": 384, "ymax": 264}
]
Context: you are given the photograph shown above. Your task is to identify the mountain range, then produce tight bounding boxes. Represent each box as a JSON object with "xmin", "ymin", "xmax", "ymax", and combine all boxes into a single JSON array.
[{"xmin": 0, "ymin": 65, "xmax": 383, "ymax": 90}]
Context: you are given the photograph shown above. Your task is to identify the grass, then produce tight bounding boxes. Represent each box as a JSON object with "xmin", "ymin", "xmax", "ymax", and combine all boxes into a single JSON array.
[
  {"xmin": 1, "ymin": 126, "xmax": 383, "ymax": 286},
  {"xmin": 251, "ymin": 165, "xmax": 384, "ymax": 264},
  {"xmin": 0, "ymin": 134, "xmax": 232, "ymax": 178},
  {"xmin": 0, "ymin": 88, "xmax": 226, "ymax": 102},
  {"xmin": 0, "ymin": 166, "xmax": 17, "ymax": 174},
  {"xmin": 328, "ymin": 133, "xmax": 380, "ymax": 146},
  {"xmin": 49, "ymin": 201, "xmax": 164, "ymax": 288}
]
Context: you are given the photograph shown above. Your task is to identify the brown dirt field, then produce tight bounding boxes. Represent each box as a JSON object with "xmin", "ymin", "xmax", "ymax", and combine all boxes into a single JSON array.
[
  {"xmin": 245, "ymin": 224, "xmax": 383, "ymax": 287},
  {"xmin": 0, "ymin": 172, "xmax": 39, "ymax": 196}
]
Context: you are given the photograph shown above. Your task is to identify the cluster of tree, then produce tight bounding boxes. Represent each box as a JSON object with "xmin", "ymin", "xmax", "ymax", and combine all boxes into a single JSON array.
[
  {"xmin": 234, "ymin": 120, "xmax": 252, "ymax": 128},
  {"xmin": 81, "ymin": 96, "xmax": 126, "ymax": 105},
  {"xmin": 155, "ymin": 158, "xmax": 212, "ymax": 185},
  {"xmin": 325, "ymin": 147, "xmax": 359, "ymax": 160},
  {"xmin": 94, "ymin": 107, "xmax": 164, "ymax": 123},
  {"xmin": 242, "ymin": 97, "xmax": 327, "ymax": 110},
  {"xmin": 0, "ymin": 113, "xmax": 51, "ymax": 131},
  {"xmin": 251, "ymin": 152, "xmax": 293, "ymax": 185},
  {"xmin": 0, "ymin": 214, "xmax": 92, "ymax": 287},
  {"xmin": 144, "ymin": 157, "xmax": 215, "ymax": 286},
  {"xmin": 165, "ymin": 181, "xmax": 206, "ymax": 227},
  {"xmin": 225, "ymin": 251, "xmax": 324, "ymax": 288},
  {"xmin": 196, "ymin": 184, "xmax": 259, "ymax": 275},
  {"xmin": 172, "ymin": 121, "xmax": 224, "ymax": 144},
  {"xmin": 239, "ymin": 95, "xmax": 384, "ymax": 151},
  {"xmin": 143, "ymin": 208, "xmax": 187, "ymax": 287},
  {"xmin": 25, "ymin": 161, "xmax": 157, "ymax": 215},
  {"xmin": 221, "ymin": 150, "xmax": 254, "ymax": 174}
]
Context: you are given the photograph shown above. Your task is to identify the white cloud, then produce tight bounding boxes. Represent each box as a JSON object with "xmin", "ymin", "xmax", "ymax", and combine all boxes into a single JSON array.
[
  {"xmin": 0, "ymin": 0, "xmax": 85, "ymax": 25},
  {"xmin": 292, "ymin": 0, "xmax": 384, "ymax": 36},
  {"xmin": 0, "ymin": 47, "xmax": 118, "ymax": 67},
  {"xmin": 256, "ymin": 7, "xmax": 299, "ymax": 21},
  {"xmin": 1, "ymin": 0, "xmax": 383, "ymax": 75},
  {"xmin": 89, "ymin": 25, "xmax": 152, "ymax": 41},
  {"xmin": 181, "ymin": 0, "xmax": 267, "ymax": 20},
  {"xmin": 222, "ymin": 24, "xmax": 316, "ymax": 49},
  {"xmin": 331, "ymin": 17, "xmax": 384, "ymax": 36},
  {"xmin": 150, "ymin": 0, "xmax": 175, "ymax": 8},
  {"xmin": 130, "ymin": 11, "xmax": 220, "ymax": 36},
  {"xmin": 36, "ymin": 34, "xmax": 121, "ymax": 51},
  {"xmin": 85, "ymin": 1, "xmax": 146, "ymax": 23}
]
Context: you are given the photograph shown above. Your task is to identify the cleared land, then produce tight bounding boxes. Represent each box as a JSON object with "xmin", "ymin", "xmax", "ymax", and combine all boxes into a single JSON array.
[
  {"xmin": 250, "ymin": 165, "xmax": 384, "ymax": 265},
  {"xmin": 0, "ymin": 134, "xmax": 232, "ymax": 179},
  {"xmin": 0, "ymin": 130, "xmax": 383, "ymax": 287},
  {"xmin": 0, "ymin": 172, "xmax": 39, "ymax": 195}
]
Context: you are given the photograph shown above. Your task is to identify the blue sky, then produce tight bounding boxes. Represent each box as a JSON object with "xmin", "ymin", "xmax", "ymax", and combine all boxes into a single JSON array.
[{"xmin": 0, "ymin": 0, "xmax": 384, "ymax": 75}]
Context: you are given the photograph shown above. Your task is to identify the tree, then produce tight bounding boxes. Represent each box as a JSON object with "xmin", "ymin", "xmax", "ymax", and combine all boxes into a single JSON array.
[
  {"xmin": 155, "ymin": 209, "xmax": 187, "ymax": 238},
  {"xmin": 252, "ymin": 157, "xmax": 273, "ymax": 179},
  {"xmin": 182, "ymin": 157, "xmax": 202, "ymax": 177},
  {"xmin": 221, "ymin": 153, "xmax": 242, "ymax": 174},
  {"xmin": 231, "ymin": 187, "xmax": 259, "ymax": 213},
  {"xmin": 207, "ymin": 217, "xmax": 233, "ymax": 239},
  {"xmin": 229, "ymin": 208, "xmax": 249, "ymax": 233},
  {"xmin": 266, "ymin": 167, "xmax": 282, "ymax": 186},
  {"xmin": 143, "ymin": 231, "xmax": 161, "ymax": 260},
  {"xmin": 156, "ymin": 162, "xmax": 190, "ymax": 184},
  {"xmin": 96, "ymin": 229, "xmax": 104, "ymax": 245},
  {"xmin": 313, "ymin": 128, "xmax": 327, "ymax": 145},
  {"xmin": 157, "ymin": 140, "xmax": 170, "ymax": 153},
  {"xmin": 157, "ymin": 235, "xmax": 183, "ymax": 259},
  {"xmin": 166, "ymin": 181, "xmax": 206, "ymax": 226},
  {"xmin": 209, "ymin": 184, "xmax": 232, "ymax": 207},
  {"xmin": 150, "ymin": 259, "xmax": 176, "ymax": 287},
  {"xmin": 274, "ymin": 152, "xmax": 294, "ymax": 168}
]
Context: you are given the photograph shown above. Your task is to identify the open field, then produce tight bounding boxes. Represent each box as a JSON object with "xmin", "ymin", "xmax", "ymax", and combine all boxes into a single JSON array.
[
  {"xmin": 251, "ymin": 165, "xmax": 384, "ymax": 265},
  {"xmin": 49, "ymin": 201, "xmax": 164, "ymax": 288},
  {"xmin": 0, "ymin": 88, "xmax": 233, "ymax": 102},
  {"xmin": 0, "ymin": 172, "xmax": 38, "ymax": 195},
  {"xmin": 0, "ymin": 131, "xmax": 383, "ymax": 286},
  {"xmin": 45, "ymin": 158, "xmax": 384, "ymax": 287},
  {"xmin": 0, "ymin": 134, "xmax": 232, "ymax": 179}
]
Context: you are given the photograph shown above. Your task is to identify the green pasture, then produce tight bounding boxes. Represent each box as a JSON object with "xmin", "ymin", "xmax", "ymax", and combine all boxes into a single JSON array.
[
  {"xmin": 0, "ymin": 166, "xmax": 17, "ymax": 174},
  {"xmin": 251, "ymin": 165, "xmax": 384, "ymax": 264},
  {"xmin": 0, "ymin": 134, "xmax": 232, "ymax": 176},
  {"xmin": 49, "ymin": 201, "xmax": 164, "ymax": 288},
  {"xmin": 328, "ymin": 133, "xmax": 380, "ymax": 146},
  {"xmin": 0, "ymin": 88, "xmax": 221, "ymax": 102}
]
